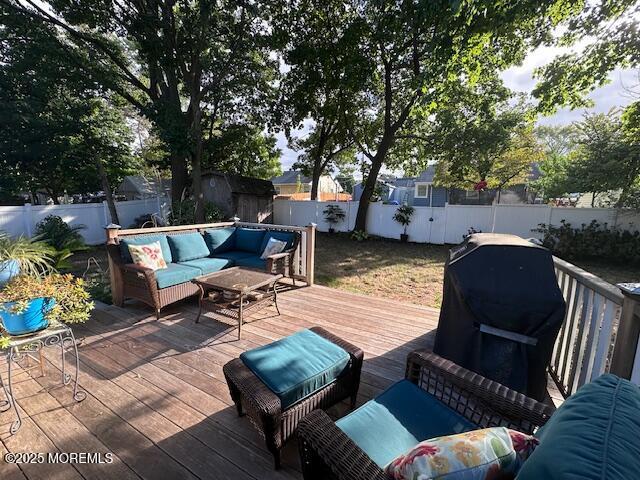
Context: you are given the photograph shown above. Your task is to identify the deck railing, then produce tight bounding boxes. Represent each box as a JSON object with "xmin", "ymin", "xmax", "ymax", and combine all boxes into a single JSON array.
[{"xmin": 550, "ymin": 257, "xmax": 639, "ymax": 397}]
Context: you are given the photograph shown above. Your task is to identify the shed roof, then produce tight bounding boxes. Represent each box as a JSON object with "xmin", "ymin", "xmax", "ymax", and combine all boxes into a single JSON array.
[
  {"xmin": 270, "ymin": 170, "xmax": 311, "ymax": 185},
  {"xmin": 203, "ymin": 171, "xmax": 276, "ymax": 196}
]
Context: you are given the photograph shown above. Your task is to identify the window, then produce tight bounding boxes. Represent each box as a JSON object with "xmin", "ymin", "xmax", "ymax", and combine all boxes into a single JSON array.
[
  {"xmin": 415, "ymin": 183, "xmax": 430, "ymax": 198},
  {"xmin": 274, "ymin": 186, "xmax": 281, "ymax": 194}
]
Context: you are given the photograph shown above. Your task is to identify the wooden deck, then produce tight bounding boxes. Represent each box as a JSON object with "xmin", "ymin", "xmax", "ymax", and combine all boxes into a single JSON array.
[{"xmin": 0, "ymin": 284, "xmax": 559, "ymax": 480}]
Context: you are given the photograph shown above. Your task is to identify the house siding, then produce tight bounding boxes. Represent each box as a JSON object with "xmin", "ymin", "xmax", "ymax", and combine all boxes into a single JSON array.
[
  {"xmin": 432, "ymin": 187, "xmax": 447, "ymax": 207},
  {"xmin": 413, "ymin": 197, "xmax": 429, "ymax": 206}
]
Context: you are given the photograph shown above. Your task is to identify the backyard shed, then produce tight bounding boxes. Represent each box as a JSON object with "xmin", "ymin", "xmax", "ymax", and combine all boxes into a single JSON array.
[{"xmin": 201, "ymin": 171, "xmax": 276, "ymax": 223}]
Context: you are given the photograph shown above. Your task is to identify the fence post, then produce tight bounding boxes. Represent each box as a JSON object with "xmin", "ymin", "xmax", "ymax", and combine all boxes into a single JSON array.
[
  {"xmin": 305, "ymin": 223, "xmax": 316, "ymax": 286},
  {"xmin": 23, "ymin": 203, "xmax": 33, "ymax": 237},
  {"xmin": 102, "ymin": 201, "xmax": 111, "ymax": 225},
  {"xmin": 105, "ymin": 224, "xmax": 124, "ymax": 307},
  {"xmin": 609, "ymin": 283, "xmax": 640, "ymax": 379}
]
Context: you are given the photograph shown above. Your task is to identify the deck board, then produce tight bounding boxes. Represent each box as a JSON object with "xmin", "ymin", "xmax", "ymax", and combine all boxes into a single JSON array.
[{"xmin": 0, "ymin": 284, "xmax": 559, "ymax": 479}]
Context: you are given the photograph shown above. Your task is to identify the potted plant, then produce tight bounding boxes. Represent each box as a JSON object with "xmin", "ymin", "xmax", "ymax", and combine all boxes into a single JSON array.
[
  {"xmin": 323, "ymin": 204, "xmax": 346, "ymax": 233},
  {"xmin": 393, "ymin": 204, "xmax": 415, "ymax": 242},
  {"xmin": 0, "ymin": 274, "xmax": 94, "ymax": 347},
  {"xmin": 0, "ymin": 232, "xmax": 54, "ymax": 283}
]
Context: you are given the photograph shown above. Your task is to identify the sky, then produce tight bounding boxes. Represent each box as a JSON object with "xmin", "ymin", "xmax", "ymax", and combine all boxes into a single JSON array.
[{"xmin": 275, "ymin": 46, "xmax": 638, "ymax": 175}]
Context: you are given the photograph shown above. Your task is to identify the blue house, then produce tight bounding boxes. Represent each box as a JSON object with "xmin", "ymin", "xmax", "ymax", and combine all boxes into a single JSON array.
[{"xmin": 387, "ymin": 166, "xmax": 448, "ymax": 207}]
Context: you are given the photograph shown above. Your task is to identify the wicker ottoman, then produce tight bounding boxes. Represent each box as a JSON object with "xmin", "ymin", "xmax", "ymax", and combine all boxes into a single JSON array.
[{"xmin": 223, "ymin": 326, "xmax": 364, "ymax": 469}]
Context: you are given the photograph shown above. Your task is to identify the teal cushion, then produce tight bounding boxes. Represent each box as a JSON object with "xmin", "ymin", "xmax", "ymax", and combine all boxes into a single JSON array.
[
  {"xmin": 155, "ymin": 263, "xmax": 201, "ymax": 289},
  {"xmin": 178, "ymin": 257, "xmax": 233, "ymax": 275},
  {"xmin": 240, "ymin": 329, "xmax": 350, "ymax": 408},
  {"xmin": 167, "ymin": 232, "xmax": 210, "ymax": 262},
  {"xmin": 516, "ymin": 374, "xmax": 640, "ymax": 480},
  {"xmin": 336, "ymin": 380, "xmax": 475, "ymax": 468},
  {"xmin": 259, "ymin": 231, "xmax": 295, "ymax": 254},
  {"xmin": 212, "ymin": 251, "xmax": 255, "ymax": 262},
  {"xmin": 235, "ymin": 256, "xmax": 267, "ymax": 271},
  {"xmin": 204, "ymin": 228, "xmax": 236, "ymax": 254},
  {"xmin": 235, "ymin": 228, "xmax": 266, "ymax": 253},
  {"xmin": 120, "ymin": 235, "xmax": 172, "ymax": 264}
]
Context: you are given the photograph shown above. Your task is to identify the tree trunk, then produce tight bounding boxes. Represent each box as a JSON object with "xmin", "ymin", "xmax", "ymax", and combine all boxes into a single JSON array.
[
  {"xmin": 310, "ymin": 160, "xmax": 323, "ymax": 201},
  {"xmin": 170, "ymin": 153, "xmax": 188, "ymax": 204},
  {"xmin": 96, "ymin": 158, "xmax": 120, "ymax": 225}
]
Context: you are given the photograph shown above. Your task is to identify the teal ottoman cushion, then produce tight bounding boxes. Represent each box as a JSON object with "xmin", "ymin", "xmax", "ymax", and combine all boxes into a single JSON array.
[
  {"xmin": 167, "ymin": 232, "xmax": 210, "ymax": 262},
  {"xmin": 336, "ymin": 380, "xmax": 475, "ymax": 468},
  {"xmin": 235, "ymin": 228, "xmax": 266, "ymax": 253},
  {"xmin": 259, "ymin": 231, "xmax": 295, "ymax": 254},
  {"xmin": 120, "ymin": 235, "xmax": 172, "ymax": 264},
  {"xmin": 204, "ymin": 228, "xmax": 236, "ymax": 254},
  {"xmin": 178, "ymin": 257, "xmax": 233, "ymax": 275},
  {"xmin": 155, "ymin": 263, "xmax": 201, "ymax": 289},
  {"xmin": 235, "ymin": 256, "xmax": 267, "ymax": 271},
  {"xmin": 240, "ymin": 329, "xmax": 350, "ymax": 408},
  {"xmin": 516, "ymin": 374, "xmax": 640, "ymax": 480}
]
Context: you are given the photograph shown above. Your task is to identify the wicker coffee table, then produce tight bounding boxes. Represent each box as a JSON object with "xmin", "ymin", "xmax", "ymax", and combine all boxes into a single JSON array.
[{"xmin": 193, "ymin": 267, "xmax": 283, "ymax": 339}]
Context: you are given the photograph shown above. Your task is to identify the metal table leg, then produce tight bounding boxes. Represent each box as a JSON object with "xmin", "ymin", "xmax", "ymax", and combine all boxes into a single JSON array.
[{"xmin": 238, "ymin": 294, "xmax": 244, "ymax": 340}]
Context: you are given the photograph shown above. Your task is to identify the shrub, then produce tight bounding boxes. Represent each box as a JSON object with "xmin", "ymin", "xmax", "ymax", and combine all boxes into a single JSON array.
[
  {"xmin": 35, "ymin": 215, "xmax": 88, "ymax": 270},
  {"xmin": 392, "ymin": 204, "xmax": 415, "ymax": 235},
  {"xmin": 167, "ymin": 200, "xmax": 225, "ymax": 225},
  {"xmin": 323, "ymin": 204, "xmax": 346, "ymax": 232},
  {"xmin": 350, "ymin": 230, "xmax": 369, "ymax": 242},
  {"xmin": 535, "ymin": 220, "xmax": 640, "ymax": 265},
  {"xmin": 0, "ymin": 231, "xmax": 54, "ymax": 277}
]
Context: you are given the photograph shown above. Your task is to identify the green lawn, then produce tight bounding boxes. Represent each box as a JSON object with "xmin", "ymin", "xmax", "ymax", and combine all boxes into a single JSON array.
[{"xmin": 315, "ymin": 233, "xmax": 636, "ymax": 309}]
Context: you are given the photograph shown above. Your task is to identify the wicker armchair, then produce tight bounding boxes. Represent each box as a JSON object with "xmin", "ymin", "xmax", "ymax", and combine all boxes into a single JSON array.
[{"xmin": 297, "ymin": 350, "xmax": 556, "ymax": 480}]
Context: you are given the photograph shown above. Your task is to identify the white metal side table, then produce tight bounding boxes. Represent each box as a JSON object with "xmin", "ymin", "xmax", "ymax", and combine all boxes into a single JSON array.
[{"xmin": 0, "ymin": 321, "xmax": 86, "ymax": 434}]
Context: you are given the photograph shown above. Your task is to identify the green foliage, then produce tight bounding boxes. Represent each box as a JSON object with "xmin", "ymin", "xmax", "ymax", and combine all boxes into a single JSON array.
[
  {"xmin": 0, "ymin": 274, "xmax": 95, "ymax": 324},
  {"xmin": 0, "ymin": 232, "xmax": 54, "ymax": 277},
  {"xmin": 535, "ymin": 220, "xmax": 640, "ymax": 266},
  {"xmin": 34, "ymin": 216, "xmax": 88, "ymax": 271},
  {"xmin": 350, "ymin": 230, "xmax": 369, "ymax": 242},
  {"xmin": 393, "ymin": 205, "xmax": 415, "ymax": 235},
  {"xmin": 322, "ymin": 205, "xmax": 346, "ymax": 231},
  {"xmin": 167, "ymin": 201, "xmax": 226, "ymax": 226}
]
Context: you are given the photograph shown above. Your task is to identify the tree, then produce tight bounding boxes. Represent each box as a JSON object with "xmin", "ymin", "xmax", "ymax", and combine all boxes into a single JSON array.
[
  {"xmin": 5, "ymin": 0, "xmax": 277, "ymax": 221},
  {"xmin": 274, "ymin": 0, "xmax": 361, "ymax": 200},
  {"xmin": 0, "ymin": 11, "xmax": 134, "ymax": 221},
  {"xmin": 334, "ymin": 0, "xmax": 585, "ymax": 231},
  {"xmin": 531, "ymin": 125, "xmax": 577, "ymax": 202}
]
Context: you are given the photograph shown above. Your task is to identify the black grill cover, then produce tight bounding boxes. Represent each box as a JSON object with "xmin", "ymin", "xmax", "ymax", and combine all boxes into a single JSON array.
[{"xmin": 433, "ymin": 233, "xmax": 565, "ymax": 401}]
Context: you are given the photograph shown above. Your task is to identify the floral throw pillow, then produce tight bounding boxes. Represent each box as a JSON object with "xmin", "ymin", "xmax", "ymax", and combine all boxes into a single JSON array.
[
  {"xmin": 260, "ymin": 238, "xmax": 287, "ymax": 260},
  {"xmin": 385, "ymin": 427, "xmax": 538, "ymax": 480},
  {"xmin": 127, "ymin": 241, "xmax": 168, "ymax": 271}
]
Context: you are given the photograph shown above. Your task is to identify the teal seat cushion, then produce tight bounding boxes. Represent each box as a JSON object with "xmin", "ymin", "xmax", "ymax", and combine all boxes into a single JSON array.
[
  {"xmin": 167, "ymin": 232, "xmax": 210, "ymax": 262},
  {"xmin": 336, "ymin": 380, "xmax": 475, "ymax": 468},
  {"xmin": 240, "ymin": 329, "xmax": 350, "ymax": 408},
  {"xmin": 178, "ymin": 257, "xmax": 233, "ymax": 275},
  {"xmin": 259, "ymin": 231, "xmax": 295, "ymax": 254},
  {"xmin": 212, "ymin": 251, "xmax": 255, "ymax": 262},
  {"xmin": 155, "ymin": 263, "xmax": 201, "ymax": 289},
  {"xmin": 204, "ymin": 228, "xmax": 236, "ymax": 254},
  {"xmin": 235, "ymin": 228, "xmax": 266, "ymax": 253},
  {"xmin": 120, "ymin": 235, "xmax": 172, "ymax": 264},
  {"xmin": 235, "ymin": 255, "xmax": 267, "ymax": 271},
  {"xmin": 516, "ymin": 374, "xmax": 640, "ymax": 480}
]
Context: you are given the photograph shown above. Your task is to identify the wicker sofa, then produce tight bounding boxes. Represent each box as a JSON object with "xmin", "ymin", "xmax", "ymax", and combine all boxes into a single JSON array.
[
  {"xmin": 297, "ymin": 350, "xmax": 555, "ymax": 480},
  {"xmin": 107, "ymin": 224, "xmax": 300, "ymax": 318}
]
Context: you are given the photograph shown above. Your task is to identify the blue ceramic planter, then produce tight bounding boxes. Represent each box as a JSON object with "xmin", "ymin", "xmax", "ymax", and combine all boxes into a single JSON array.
[{"xmin": 1, "ymin": 297, "xmax": 53, "ymax": 336}]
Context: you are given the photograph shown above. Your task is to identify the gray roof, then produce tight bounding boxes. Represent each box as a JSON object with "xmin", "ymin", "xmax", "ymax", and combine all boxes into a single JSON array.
[
  {"xmin": 270, "ymin": 170, "xmax": 311, "ymax": 185},
  {"xmin": 203, "ymin": 171, "xmax": 276, "ymax": 196},
  {"xmin": 118, "ymin": 175, "xmax": 171, "ymax": 195},
  {"xmin": 416, "ymin": 165, "xmax": 436, "ymax": 183}
]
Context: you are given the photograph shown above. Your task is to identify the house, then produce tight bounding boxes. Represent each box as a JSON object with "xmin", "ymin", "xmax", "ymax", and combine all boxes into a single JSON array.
[
  {"xmin": 270, "ymin": 170, "xmax": 342, "ymax": 196},
  {"xmin": 118, "ymin": 175, "xmax": 171, "ymax": 200},
  {"xmin": 201, "ymin": 171, "xmax": 276, "ymax": 223}
]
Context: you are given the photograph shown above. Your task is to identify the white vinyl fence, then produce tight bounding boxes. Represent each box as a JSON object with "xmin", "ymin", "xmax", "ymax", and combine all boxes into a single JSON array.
[
  {"xmin": 0, "ymin": 196, "xmax": 169, "ymax": 245},
  {"xmin": 274, "ymin": 200, "xmax": 640, "ymax": 244}
]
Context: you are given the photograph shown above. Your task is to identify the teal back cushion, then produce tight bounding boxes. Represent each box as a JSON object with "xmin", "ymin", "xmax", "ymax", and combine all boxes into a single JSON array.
[
  {"xmin": 235, "ymin": 228, "xmax": 266, "ymax": 253},
  {"xmin": 336, "ymin": 380, "xmax": 475, "ymax": 468},
  {"xmin": 259, "ymin": 231, "xmax": 295, "ymax": 254},
  {"xmin": 240, "ymin": 329, "xmax": 350, "ymax": 408},
  {"xmin": 516, "ymin": 374, "xmax": 640, "ymax": 480},
  {"xmin": 120, "ymin": 235, "xmax": 172, "ymax": 264},
  {"xmin": 167, "ymin": 232, "xmax": 210, "ymax": 262},
  {"xmin": 204, "ymin": 228, "xmax": 236, "ymax": 254}
]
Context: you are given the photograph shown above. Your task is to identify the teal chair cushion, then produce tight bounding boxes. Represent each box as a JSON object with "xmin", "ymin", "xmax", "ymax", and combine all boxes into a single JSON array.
[
  {"xmin": 235, "ymin": 228, "xmax": 266, "ymax": 253},
  {"xmin": 240, "ymin": 329, "xmax": 350, "ymax": 408},
  {"xmin": 204, "ymin": 228, "xmax": 236, "ymax": 254},
  {"xmin": 235, "ymin": 256, "xmax": 267, "ymax": 271},
  {"xmin": 259, "ymin": 231, "xmax": 295, "ymax": 254},
  {"xmin": 178, "ymin": 257, "xmax": 233, "ymax": 275},
  {"xmin": 212, "ymin": 251, "xmax": 255, "ymax": 262},
  {"xmin": 336, "ymin": 380, "xmax": 475, "ymax": 468},
  {"xmin": 167, "ymin": 232, "xmax": 210, "ymax": 262},
  {"xmin": 155, "ymin": 263, "xmax": 201, "ymax": 289},
  {"xmin": 516, "ymin": 374, "xmax": 640, "ymax": 480},
  {"xmin": 120, "ymin": 235, "xmax": 172, "ymax": 264}
]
